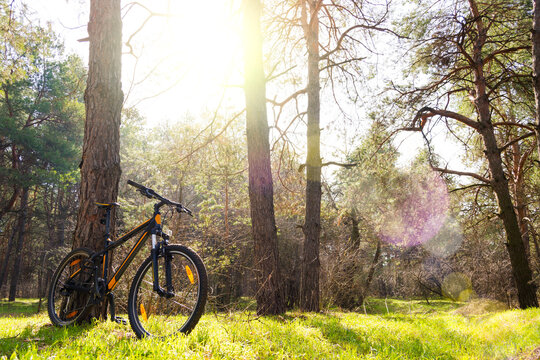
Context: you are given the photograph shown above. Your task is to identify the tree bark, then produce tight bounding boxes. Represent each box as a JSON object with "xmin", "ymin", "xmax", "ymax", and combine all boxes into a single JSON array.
[
  {"xmin": 243, "ymin": 0, "xmax": 285, "ymax": 315},
  {"xmin": 73, "ymin": 0, "xmax": 123, "ymax": 318},
  {"xmin": 0, "ymin": 186, "xmax": 19, "ymax": 224},
  {"xmin": 510, "ymin": 142, "xmax": 530, "ymax": 259},
  {"xmin": 8, "ymin": 187, "xmax": 29, "ymax": 301},
  {"xmin": 349, "ymin": 211, "xmax": 360, "ymax": 248},
  {"xmin": 74, "ymin": 0, "xmax": 122, "ymax": 252},
  {"xmin": 469, "ymin": 0, "xmax": 537, "ymax": 307},
  {"xmin": 300, "ymin": 0, "xmax": 322, "ymax": 312},
  {"xmin": 480, "ymin": 122, "xmax": 537, "ymax": 308},
  {"xmin": 0, "ymin": 222, "xmax": 17, "ymax": 296},
  {"xmin": 359, "ymin": 239, "xmax": 382, "ymax": 305},
  {"xmin": 533, "ymin": 0, "xmax": 540, "ymax": 159}
]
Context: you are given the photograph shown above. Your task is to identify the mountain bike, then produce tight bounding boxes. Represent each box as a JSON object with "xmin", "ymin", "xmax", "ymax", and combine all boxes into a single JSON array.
[{"xmin": 47, "ymin": 180, "xmax": 208, "ymax": 338}]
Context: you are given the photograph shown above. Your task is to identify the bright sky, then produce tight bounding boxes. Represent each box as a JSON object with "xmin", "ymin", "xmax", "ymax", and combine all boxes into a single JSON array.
[
  {"xmin": 25, "ymin": 0, "xmax": 244, "ymax": 123},
  {"xmin": 23, "ymin": 0, "xmax": 466, "ymax": 172}
]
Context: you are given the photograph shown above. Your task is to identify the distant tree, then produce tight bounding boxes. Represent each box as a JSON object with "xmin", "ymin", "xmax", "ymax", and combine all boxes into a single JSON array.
[
  {"xmin": 263, "ymin": 0, "xmax": 391, "ymax": 312},
  {"xmin": 0, "ymin": 1, "xmax": 85, "ymax": 299},
  {"xmin": 533, "ymin": 0, "xmax": 540, "ymax": 159}
]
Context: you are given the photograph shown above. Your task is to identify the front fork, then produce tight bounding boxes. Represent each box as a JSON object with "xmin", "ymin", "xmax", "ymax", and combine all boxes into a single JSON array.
[{"xmin": 151, "ymin": 233, "xmax": 175, "ymax": 298}]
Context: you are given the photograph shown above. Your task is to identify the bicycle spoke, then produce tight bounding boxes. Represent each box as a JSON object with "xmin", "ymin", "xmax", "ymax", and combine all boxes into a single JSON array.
[{"xmin": 129, "ymin": 247, "xmax": 206, "ymax": 337}]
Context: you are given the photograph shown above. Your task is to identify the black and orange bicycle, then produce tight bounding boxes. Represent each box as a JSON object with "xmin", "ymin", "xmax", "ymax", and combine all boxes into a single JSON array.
[{"xmin": 47, "ymin": 180, "xmax": 208, "ymax": 338}]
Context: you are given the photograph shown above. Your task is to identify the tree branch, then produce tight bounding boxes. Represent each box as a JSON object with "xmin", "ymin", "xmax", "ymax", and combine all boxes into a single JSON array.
[
  {"xmin": 432, "ymin": 166, "xmax": 490, "ymax": 183},
  {"xmin": 499, "ymin": 132, "xmax": 535, "ymax": 152},
  {"xmin": 267, "ymin": 88, "xmax": 307, "ymax": 107},
  {"xmin": 413, "ymin": 106, "xmax": 480, "ymax": 130},
  {"xmin": 298, "ymin": 161, "xmax": 358, "ymax": 172}
]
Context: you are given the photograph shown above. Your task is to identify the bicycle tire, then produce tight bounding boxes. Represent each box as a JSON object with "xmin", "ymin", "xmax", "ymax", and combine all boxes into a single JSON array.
[
  {"xmin": 127, "ymin": 244, "xmax": 208, "ymax": 338},
  {"xmin": 48, "ymin": 248, "xmax": 94, "ymax": 326}
]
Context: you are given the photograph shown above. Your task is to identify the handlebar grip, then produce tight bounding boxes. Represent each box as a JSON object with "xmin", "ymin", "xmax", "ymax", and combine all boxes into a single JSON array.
[{"xmin": 127, "ymin": 180, "xmax": 146, "ymax": 190}]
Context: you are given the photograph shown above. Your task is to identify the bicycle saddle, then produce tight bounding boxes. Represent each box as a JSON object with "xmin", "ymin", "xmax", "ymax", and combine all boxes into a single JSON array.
[{"xmin": 95, "ymin": 202, "xmax": 121, "ymax": 209}]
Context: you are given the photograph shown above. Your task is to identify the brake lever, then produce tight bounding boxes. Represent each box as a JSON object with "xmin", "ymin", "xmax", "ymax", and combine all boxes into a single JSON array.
[
  {"xmin": 139, "ymin": 188, "xmax": 153, "ymax": 199},
  {"xmin": 176, "ymin": 205, "xmax": 193, "ymax": 217}
]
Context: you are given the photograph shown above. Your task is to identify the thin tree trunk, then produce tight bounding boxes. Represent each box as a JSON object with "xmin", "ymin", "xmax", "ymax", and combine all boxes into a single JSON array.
[
  {"xmin": 8, "ymin": 187, "xmax": 29, "ymax": 302},
  {"xmin": 37, "ymin": 250, "xmax": 48, "ymax": 313},
  {"xmin": 0, "ymin": 222, "xmax": 18, "ymax": 296},
  {"xmin": 511, "ymin": 142, "xmax": 530, "ymax": 259},
  {"xmin": 57, "ymin": 187, "xmax": 66, "ymax": 246},
  {"xmin": 359, "ymin": 239, "xmax": 381, "ymax": 306},
  {"xmin": 529, "ymin": 224, "xmax": 540, "ymax": 265},
  {"xmin": 73, "ymin": 0, "xmax": 123, "ymax": 319},
  {"xmin": 349, "ymin": 210, "xmax": 360, "ymax": 248},
  {"xmin": 243, "ymin": 0, "xmax": 285, "ymax": 315},
  {"xmin": 0, "ymin": 186, "xmax": 19, "ymax": 224},
  {"xmin": 224, "ymin": 175, "xmax": 230, "ymax": 239},
  {"xmin": 300, "ymin": 0, "xmax": 321, "ymax": 312},
  {"xmin": 533, "ymin": 0, "xmax": 540, "ymax": 159}
]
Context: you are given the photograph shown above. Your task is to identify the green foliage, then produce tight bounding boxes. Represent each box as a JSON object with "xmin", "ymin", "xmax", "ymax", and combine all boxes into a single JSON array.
[{"xmin": 0, "ymin": 1, "xmax": 85, "ymax": 189}]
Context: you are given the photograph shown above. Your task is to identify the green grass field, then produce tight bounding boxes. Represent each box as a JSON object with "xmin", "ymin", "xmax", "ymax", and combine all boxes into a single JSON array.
[{"xmin": 1, "ymin": 298, "xmax": 539, "ymax": 359}]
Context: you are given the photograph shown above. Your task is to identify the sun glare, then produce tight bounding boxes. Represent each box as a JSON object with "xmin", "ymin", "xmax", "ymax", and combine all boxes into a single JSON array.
[
  {"xmin": 123, "ymin": 0, "xmax": 243, "ymax": 122},
  {"xmin": 163, "ymin": 1, "xmax": 241, "ymax": 86}
]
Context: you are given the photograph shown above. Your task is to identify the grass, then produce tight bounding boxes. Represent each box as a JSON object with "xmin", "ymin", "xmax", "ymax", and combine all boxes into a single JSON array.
[
  {"xmin": 1, "ymin": 298, "xmax": 539, "ymax": 359},
  {"xmin": 0, "ymin": 298, "xmax": 43, "ymax": 316}
]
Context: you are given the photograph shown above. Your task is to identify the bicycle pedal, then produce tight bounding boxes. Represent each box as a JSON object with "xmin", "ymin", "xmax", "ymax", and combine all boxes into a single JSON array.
[{"xmin": 113, "ymin": 316, "xmax": 127, "ymax": 325}]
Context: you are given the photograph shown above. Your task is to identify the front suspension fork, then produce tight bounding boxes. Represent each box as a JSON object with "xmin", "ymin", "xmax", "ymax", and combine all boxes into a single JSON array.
[{"xmin": 151, "ymin": 234, "xmax": 174, "ymax": 298}]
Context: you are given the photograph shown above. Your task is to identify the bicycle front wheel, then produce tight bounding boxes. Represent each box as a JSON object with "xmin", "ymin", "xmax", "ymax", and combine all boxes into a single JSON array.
[{"xmin": 128, "ymin": 245, "xmax": 208, "ymax": 338}]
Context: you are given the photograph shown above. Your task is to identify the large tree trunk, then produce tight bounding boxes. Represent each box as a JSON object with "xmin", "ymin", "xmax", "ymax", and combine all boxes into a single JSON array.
[
  {"xmin": 467, "ymin": 0, "xmax": 537, "ymax": 309},
  {"xmin": 243, "ymin": 0, "xmax": 285, "ymax": 315},
  {"xmin": 533, "ymin": 0, "xmax": 540, "ymax": 159},
  {"xmin": 480, "ymin": 124, "xmax": 538, "ymax": 308},
  {"xmin": 300, "ymin": 0, "xmax": 321, "ymax": 312},
  {"xmin": 73, "ymin": 0, "xmax": 123, "ymax": 318},
  {"xmin": 8, "ymin": 187, "xmax": 29, "ymax": 301}
]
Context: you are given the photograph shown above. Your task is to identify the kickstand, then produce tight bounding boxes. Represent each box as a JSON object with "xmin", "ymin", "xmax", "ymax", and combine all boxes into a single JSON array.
[{"xmin": 107, "ymin": 293, "xmax": 127, "ymax": 325}]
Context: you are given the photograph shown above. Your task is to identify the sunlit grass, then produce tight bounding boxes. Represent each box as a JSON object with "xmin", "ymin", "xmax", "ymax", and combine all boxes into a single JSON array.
[{"xmin": 1, "ymin": 298, "xmax": 539, "ymax": 359}]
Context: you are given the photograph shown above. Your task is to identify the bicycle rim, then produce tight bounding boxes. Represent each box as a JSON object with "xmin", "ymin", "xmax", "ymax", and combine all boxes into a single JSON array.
[
  {"xmin": 130, "ymin": 248, "xmax": 203, "ymax": 337},
  {"xmin": 49, "ymin": 249, "xmax": 93, "ymax": 325}
]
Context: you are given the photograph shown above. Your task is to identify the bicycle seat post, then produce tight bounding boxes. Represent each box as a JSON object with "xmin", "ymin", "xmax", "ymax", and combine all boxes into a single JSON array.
[
  {"xmin": 100, "ymin": 206, "xmax": 113, "ymax": 290},
  {"xmin": 104, "ymin": 207, "xmax": 112, "ymax": 239}
]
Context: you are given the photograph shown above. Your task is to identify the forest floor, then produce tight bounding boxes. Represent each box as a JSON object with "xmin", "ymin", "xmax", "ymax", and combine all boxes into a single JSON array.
[{"xmin": 1, "ymin": 298, "xmax": 539, "ymax": 359}]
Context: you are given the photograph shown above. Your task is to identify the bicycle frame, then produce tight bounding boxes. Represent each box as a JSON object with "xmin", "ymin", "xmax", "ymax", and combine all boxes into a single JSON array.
[{"xmin": 91, "ymin": 204, "xmax": 167, "ymax": 296}]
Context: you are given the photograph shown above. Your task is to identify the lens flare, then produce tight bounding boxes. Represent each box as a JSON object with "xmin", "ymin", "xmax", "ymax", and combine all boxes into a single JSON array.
[
  {"xmin": 423, "ymin": 216, "xmax": 463, "ymax": 258},
  {"xmin": 379, "ymin": 170, "xmax": 450, "ymax": 247},
  {"xmin": 442, "ymin": 272, "xmax": 474, "ymax": 302}
]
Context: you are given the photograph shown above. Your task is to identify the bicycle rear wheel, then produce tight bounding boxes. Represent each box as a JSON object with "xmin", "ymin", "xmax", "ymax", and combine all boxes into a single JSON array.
[
  {"xmin": 128, "ymin": 245, "xmax": 208, "ymax": 338},
  {"xmin": 48, "ymin": 248, "xmax": 94, "ymax": 326}
]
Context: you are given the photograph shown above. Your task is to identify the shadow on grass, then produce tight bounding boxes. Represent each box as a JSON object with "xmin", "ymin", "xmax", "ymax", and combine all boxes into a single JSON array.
[
  {"xmin": 0, "ymin": 299, "xmax": 44, "ymax": 317},
  {"xmin": 0, "ymin": 321, "xmax": 93, "ymax": 357}
]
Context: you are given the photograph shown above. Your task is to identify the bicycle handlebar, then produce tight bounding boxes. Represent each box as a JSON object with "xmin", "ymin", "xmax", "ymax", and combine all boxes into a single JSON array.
[{"xmin": 127, "ymin": 180, "xmax": 193, "ymax": 216}]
